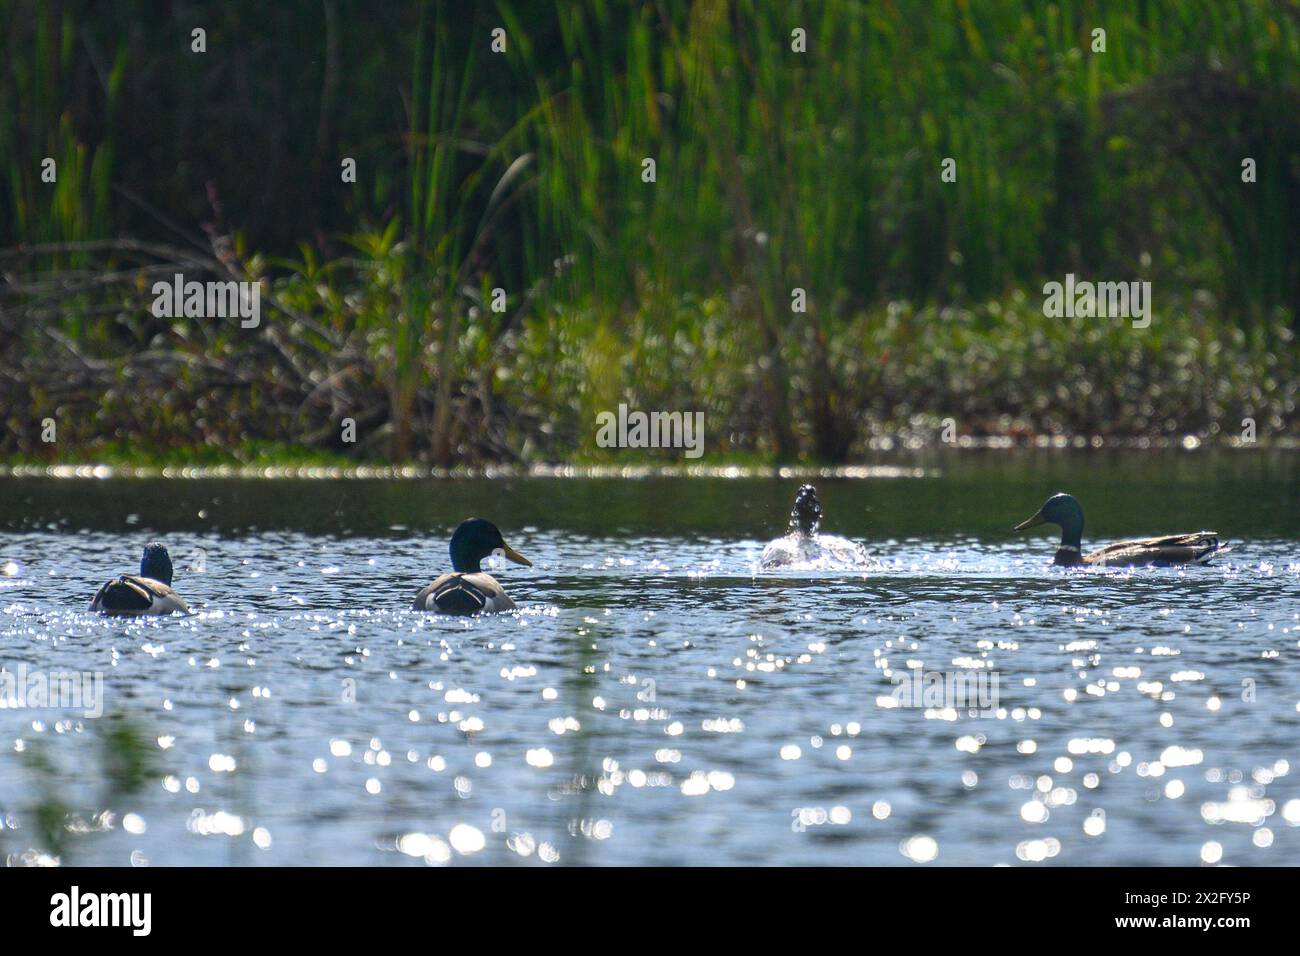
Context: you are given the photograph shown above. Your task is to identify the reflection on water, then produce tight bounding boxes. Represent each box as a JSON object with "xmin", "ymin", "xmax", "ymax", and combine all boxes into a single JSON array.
[{"xmin": 0, "ymin": 452, "xmax": 1297, "ymax": 866}]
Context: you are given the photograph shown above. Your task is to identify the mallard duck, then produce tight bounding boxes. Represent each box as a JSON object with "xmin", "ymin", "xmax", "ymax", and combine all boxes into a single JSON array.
[
  {"xmin": 758, "ymin": 484, "xmax": 872, "ymax": 569},
  {"xmin": 413, "ymin": 518, "xmax": 532, "ymax": 614},
  {"xmin": 1014, "ymin": 493, "xmax": 1229, "ymax": 567},
  {"xmin": 90, "ymin": 543, "xmax": 191, "ymax": 615}
]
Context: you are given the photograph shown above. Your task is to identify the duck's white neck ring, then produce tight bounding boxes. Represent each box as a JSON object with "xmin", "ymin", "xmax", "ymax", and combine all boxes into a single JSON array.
[{"xmin": 1056, "ymin": 544, "xmax": 1081, "ymax": 553}]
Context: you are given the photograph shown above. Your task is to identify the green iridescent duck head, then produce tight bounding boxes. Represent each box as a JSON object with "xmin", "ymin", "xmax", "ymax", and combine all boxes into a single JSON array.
[{"xmin": 1014, "ymin": 493, "xmax": 1085, "ymax": 550}]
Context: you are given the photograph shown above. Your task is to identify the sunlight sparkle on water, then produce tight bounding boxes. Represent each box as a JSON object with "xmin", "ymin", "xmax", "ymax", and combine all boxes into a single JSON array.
[{"xmin": 4, "ymin": 477, "xmax": 1298, "ymax": 865}]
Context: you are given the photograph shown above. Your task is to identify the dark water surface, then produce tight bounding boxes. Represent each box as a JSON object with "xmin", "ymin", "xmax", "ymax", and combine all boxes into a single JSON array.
[{"xmin": 1, "ymin": 451, "xmax": 1298, "ymax": 866}]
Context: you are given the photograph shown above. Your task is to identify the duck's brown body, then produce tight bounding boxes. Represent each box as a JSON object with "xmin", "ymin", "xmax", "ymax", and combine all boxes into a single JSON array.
[
  {"xmin": 413, "ymin": 572, "xmax": 517, "ymax": 614},
  {"xmin": 1055, "ymin": 532, "xmax": 1225, "ymax": 567},
  {"xmin": 90, "ymin": 574, "xmax": 190, "ymax": 615}
]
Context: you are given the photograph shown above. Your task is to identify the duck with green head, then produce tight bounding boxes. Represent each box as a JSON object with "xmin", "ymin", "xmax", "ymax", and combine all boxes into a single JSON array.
[
  {"xmin": 1014, "ymin": 493, "xmax": 1229, "ymax": 567},
  {"xmin": 90, "ymin": 543, "xmax": 191, "ymax": 615},
  {"xmin": 413, "ymin": 518, "xmax": 532, "ymax": 614}
]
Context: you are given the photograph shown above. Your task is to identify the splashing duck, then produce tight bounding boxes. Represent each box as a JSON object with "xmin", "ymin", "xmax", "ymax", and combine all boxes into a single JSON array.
[{"xmin": 757, "ymin": 484, "xmax": 872, "ymax": 570}]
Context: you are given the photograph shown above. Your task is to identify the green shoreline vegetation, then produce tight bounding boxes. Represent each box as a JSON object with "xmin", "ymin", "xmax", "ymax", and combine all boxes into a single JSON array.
[{"xmin": 2, "ymin": 1, "xmax": 1297, "ymax": 466}]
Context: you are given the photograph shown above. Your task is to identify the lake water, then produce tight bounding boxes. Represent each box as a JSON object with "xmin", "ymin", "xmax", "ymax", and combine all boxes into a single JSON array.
[{"xmin": 1, "ymin": 451, "xmax": 1298, "ymax": 866}]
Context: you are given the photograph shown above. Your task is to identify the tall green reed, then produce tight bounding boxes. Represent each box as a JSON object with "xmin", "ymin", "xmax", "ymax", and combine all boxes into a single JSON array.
[{"xmin": 500, "ymin": 0, "xmax": 1297, "ymax": 457}]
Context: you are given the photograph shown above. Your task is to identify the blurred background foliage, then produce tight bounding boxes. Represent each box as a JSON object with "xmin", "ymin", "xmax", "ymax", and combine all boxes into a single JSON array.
[{"xmin": 1, "ymin": 0, "xmax": 1297, "ymax": 463}]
